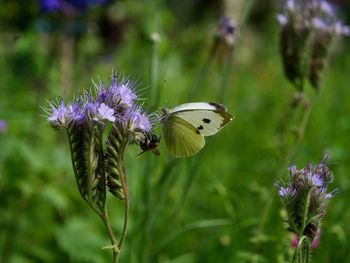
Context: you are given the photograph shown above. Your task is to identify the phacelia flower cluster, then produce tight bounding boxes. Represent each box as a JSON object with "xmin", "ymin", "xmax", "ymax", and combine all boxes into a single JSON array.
[
  {"xmin": 45, "ymin": 74, "xmax": 152, "ymax": 144},
  {"xmin": 276, "ymin": 154, "xmax": 337, "ymax": 243},
  {"xmin": 277, "ymin": 0, "xmax": 349, "ymax": 89},
  {"xmin": 44, "ymin": 73, "xmax": 155, "ymax": 208}
]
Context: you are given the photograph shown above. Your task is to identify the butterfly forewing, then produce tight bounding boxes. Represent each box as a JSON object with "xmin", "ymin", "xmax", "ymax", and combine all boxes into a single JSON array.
[
  {"xmin": 173, "ymin": 110, "xmax": 233, "ymax": 136},
  {"xmin": 162, "ymin": 115, "xmax": 205, "ymax": 158}
]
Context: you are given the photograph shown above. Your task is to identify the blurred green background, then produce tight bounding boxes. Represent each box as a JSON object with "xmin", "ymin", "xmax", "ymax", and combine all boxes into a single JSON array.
[{"xmin": 1, "ymin": 0, "xmax": 350, "ymax": 262}]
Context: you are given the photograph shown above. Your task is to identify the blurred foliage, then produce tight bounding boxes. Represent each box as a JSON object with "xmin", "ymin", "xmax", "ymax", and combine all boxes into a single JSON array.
[{"xmin": 0, "ymin": 0, "xmax": 350, "ymax": 262}]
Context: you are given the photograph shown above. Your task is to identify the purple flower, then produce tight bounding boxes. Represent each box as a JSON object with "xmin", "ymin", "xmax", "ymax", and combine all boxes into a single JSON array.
[
  {"xmin": 288, "ymin": 165, "xmax": 297, "ymax": 175},
  {"xmin": 46, "ymin": 101, "xmax": 85, "ymax": 128},
  {"xmin": 0, "ymin": 120, "xmax": 7, "ymax": 134},
  {"xmin": 44, "ymin": 71, "xmax": 153, "ymax": 147},
  {"xmin": 85, "ymin": 102, "xmax": 115, "ymax": 123},
  {"xmin": 40, "ymin": 0, "xmax": 107, "ymax": 13},
  {"xmin": 41, "ymin": 0, "xmax": 60, "ymax": 12},
  {"xmin": 278, "ymin": 0, "xmax": 349, "ymax": 36},
  {"xmin": 216, "ymin": 16, "xmax": 237, "ymax": 46},
  {"xmin": 310, "ymin": 173, "xmax": 324, "ymax": 187},
  {"xmin": 109, "ymin": 79, "xmax": 137, "ymax": 108},
  {"xmin": 278, "ymin": 186, "xmax": 296, "ymax": 198},
  {"xmin": 276, "ymin": 154, "xmax": 336, "ymax": 243},
  {"xmin": 98, "ymin": 103, "xmax": 115, "ymax": 122},
  {"xmin": 120, "ymin": 108, "xmax": 152, "ymax": 133},
  {"xmin": 277, "ymin": 14, "xmax": 288, "ymax": 26}
]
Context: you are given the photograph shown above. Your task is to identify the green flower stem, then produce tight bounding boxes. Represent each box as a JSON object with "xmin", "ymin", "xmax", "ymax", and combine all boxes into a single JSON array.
[
  {"xmin": 218, "ymin": 46, "xmax": 234, "ymax": 101},
  {"xmin": 116, "ymin": 139, "xmax": 129, "ymax": 262},
  {"xmin": 252, "ymin": 88, "xmax": 321, "ymax": 257},
  {"xmin": 101, "ymin": 208, "xmax": 118, "ymax": 263},
  {"xmin": 291, "ymin": 236, "xmax": 311, "ymax": 263}
]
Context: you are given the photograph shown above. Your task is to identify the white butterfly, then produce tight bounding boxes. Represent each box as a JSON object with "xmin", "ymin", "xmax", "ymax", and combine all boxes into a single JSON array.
[{"xmin": 160, "ymin": 102, "xmax": 234, "ymax": 158}]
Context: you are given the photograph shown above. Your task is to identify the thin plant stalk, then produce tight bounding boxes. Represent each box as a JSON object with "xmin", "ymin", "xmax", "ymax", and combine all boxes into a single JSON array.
[
  {"xmin": 101, "ymin": 208, "xmax": 118, "ymax": 263},
  {"xmin": 187, "ymin": 40, "xmax": 218, "ymax": 101},
  {"xmin": 116, "ymin": 140, "xmax": 129, "ymax": 262},
  {"xmin": 218, "ymin": 46, "xmax": 234, "ymax": 101},
  {"xmin": 60, "ymin": 33, "xmax": 74, "ymax": 96},
  {"xmin": 150, "ymin": 34, "xmax": 159, "ymax": 107},
  {"xmin": 291, "ymin": 236, "xmax": 311, "ymax": 263},
  {"xmin": 150, "ymin": 0, "xmax": 160, "ymax": 108}
]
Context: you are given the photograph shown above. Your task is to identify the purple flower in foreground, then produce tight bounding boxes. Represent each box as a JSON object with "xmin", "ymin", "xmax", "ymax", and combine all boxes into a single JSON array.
[
  {"xmin": 43, "ymin": 71, "xmax": 156, "ymax": 261},
  {"xmin": 109, "ymin": 78, "xmax": 137, "ymax": 108},
  {"xmin": 44, "ymin": 73, "xmax": 152, "ymax": 144},
  {"xmin": 85, "ymin": 102, "xmax": 115, "ymax": 123},
  {"xmin": 127, "ymin": 108, "xmax": 152, "ymax": 133},
  {"xmin": 98, "ymin": 103, "xmax": 115, "ymax": 122},
  {"xmin": 47, "ymin": 101, "xmax": 83, "ymax": 128},
  {"xmin": 276, "ymin": 154, "xmax": 336, "ymax": 243}
]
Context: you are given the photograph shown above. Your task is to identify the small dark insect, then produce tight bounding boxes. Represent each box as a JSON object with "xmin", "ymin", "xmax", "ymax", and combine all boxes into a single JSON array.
[{"xmin": 138, "ymin": 133, "xmax": 161, "ymax": 156}]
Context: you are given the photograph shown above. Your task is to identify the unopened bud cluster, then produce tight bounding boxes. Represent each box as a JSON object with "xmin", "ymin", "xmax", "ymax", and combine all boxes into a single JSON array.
[{"xmin": 277, "ymin": 0, "xmax": 349, "ymax": 89}]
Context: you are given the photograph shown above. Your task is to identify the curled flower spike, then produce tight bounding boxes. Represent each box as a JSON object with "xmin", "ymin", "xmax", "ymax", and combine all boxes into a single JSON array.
[
  {"xmin": 43, "ymin": 72, "xmax": 156, "ymax": 261},
  {"xmin": 276, "ymin": 154, "xmax": 337, "ymax": 250}
]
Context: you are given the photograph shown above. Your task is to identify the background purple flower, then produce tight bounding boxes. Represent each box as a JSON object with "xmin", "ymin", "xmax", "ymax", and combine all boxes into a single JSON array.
[
  {"xmin": 0, "ymin": 120, "xmax": 7, "ymax": 134},
  {"xmin": 40, "ymin": 0, "xmax": 108, "ymax": 12}
]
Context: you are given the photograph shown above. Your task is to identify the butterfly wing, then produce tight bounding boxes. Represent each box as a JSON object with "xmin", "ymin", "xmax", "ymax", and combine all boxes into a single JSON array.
[
  {"xmin": 162, "ymin": 115, "xmax": 205, "ymax": 158},
  {"xmin": 169, "ymin": 102, "xmax": 233, "ymax": 136},
  {"xmin": 173, "ymin": 110, "xmax": 233, "ymax": 136}
]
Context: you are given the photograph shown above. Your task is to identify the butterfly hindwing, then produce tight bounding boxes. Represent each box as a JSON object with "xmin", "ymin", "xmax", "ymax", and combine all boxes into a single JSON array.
[{"xmin": 162, "ymin": 115, "xmax": 205, "ymax": 158}]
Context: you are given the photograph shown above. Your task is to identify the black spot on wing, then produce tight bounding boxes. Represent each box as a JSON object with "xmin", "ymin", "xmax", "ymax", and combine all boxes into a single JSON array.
[
  {"xmin": 197, "ymin": 125, "xmax": 204, "ymax": 130},
  {"xmin": 196, "ymin": 129, "xmax": 201, "ymax": 134},
  {"xmin": 202, "ymin": 118, "xmax": 211, "ymax": 124}
]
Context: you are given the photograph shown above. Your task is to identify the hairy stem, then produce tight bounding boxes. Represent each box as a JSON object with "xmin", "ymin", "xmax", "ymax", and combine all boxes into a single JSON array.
[
  {"xmin": 116, "ymin": 139, "xmax": 129, "ymax": 262},
  {"xmin": 101, "ymin": 208, "xmax": 118, "ymax": 263},
  {"xmin": 291, "ymin": 236, "xmax": 311, "ymax": 263}
]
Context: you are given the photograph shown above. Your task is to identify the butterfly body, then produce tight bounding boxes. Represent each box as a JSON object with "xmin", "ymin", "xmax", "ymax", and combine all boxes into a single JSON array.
[{"xmin": 161, "ymin": 102, "xmax": 233, "ymax": 158}]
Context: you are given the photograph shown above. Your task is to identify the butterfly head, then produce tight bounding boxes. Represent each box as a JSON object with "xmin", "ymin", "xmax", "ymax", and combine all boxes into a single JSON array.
[{"xmin": 159, "ymin": 108, "xmax": 171, "ymax": 123}]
